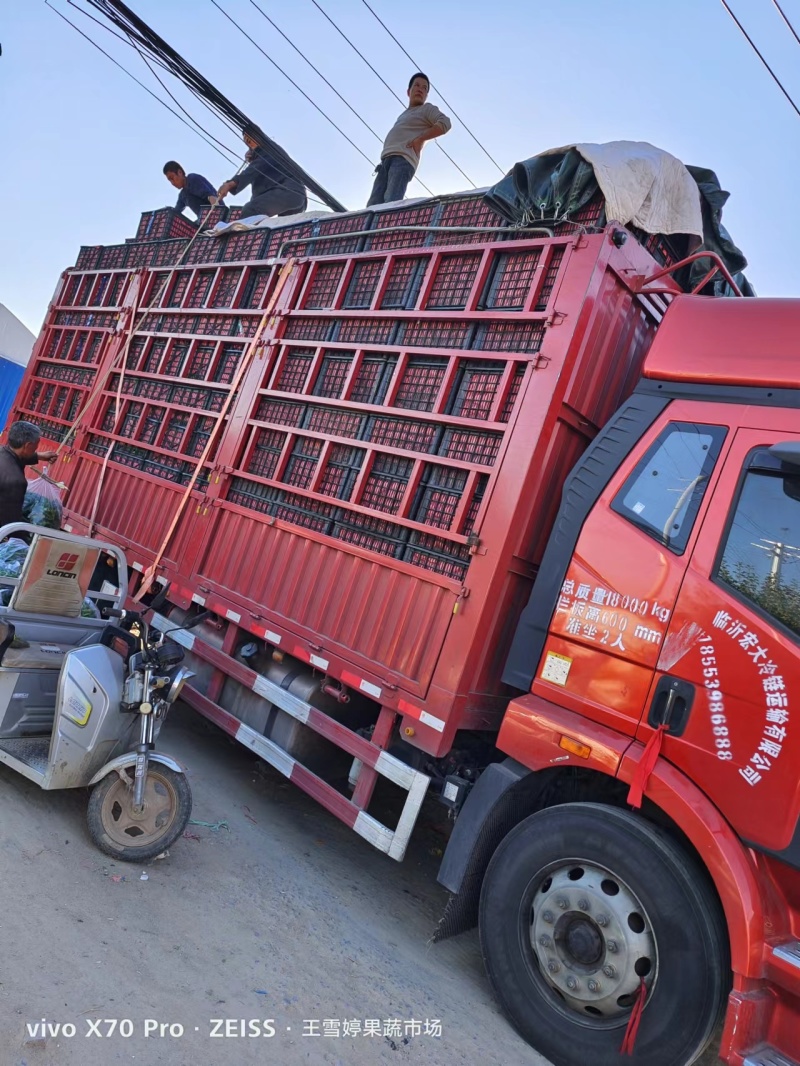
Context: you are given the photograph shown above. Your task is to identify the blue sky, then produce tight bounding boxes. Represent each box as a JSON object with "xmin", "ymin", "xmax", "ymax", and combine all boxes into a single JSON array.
[{"xmin": 1, "ymin": 0, "xmax": 799, "ymax": 333}]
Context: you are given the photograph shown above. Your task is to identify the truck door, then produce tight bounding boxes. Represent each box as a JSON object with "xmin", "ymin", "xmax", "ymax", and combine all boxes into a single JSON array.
[
  {"xmin": 537, "ymin": 409, "xmax": 729, "ymax": 738},
  {"xmin": 646, "ymin": 426, "xmax": 800, "ymax": 855}
]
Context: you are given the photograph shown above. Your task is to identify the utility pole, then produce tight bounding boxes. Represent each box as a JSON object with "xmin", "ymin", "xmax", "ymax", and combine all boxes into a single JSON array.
[{"xmin": 754, "ymin": 538, "xmax": 800, "ymax": 587}]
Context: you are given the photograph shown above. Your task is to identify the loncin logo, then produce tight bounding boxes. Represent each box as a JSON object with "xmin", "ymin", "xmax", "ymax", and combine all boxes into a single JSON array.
[{"xmin": 48, "ymin": 552, "xmax": 80, "ymax": 580}]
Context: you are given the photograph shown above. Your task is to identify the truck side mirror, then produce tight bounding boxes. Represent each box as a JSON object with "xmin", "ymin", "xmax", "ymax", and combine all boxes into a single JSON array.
[
  {"xmin": 769, "ymin": 443, "xmax": 800, "ymax": 502},
  {"xmin": 769, "ymin": 442, "xmax": 800, "ymax": 467}
]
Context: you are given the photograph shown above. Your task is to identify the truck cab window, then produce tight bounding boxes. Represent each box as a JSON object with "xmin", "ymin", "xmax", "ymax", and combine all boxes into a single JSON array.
[
  {"xmin": 717, "ymin": 450, "xmax": 800, "ymax": 639},
  {"xmin": 612, "ymin": 422, "xmax": 727, "ymax": 554}
]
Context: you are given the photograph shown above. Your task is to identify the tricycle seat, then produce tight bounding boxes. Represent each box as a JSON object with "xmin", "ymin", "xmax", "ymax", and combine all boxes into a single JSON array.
[
  {"xmin": 2, "ymin": 641, "xmax": 67, "ymax": 670},
  {"xmin": 0, "ymin": 620, "xmax": 75, "ymax": 671}
]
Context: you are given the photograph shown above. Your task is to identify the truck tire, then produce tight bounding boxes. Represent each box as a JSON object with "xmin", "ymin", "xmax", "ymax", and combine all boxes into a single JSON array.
[{"xmin": 478, "ymin": 802, "xmax": 729, "ymax": 1066}]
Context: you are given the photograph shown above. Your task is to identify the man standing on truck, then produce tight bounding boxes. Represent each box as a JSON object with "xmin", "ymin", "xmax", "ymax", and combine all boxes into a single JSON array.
[
  {"xmin": 216, "ymin": 127, "xmax": 308, "ymax": 219},
  {"xmin": 163, "ymin": 162, "xmax": 219, "ymax": 219},
  {"xmin": 367, "ymin": 73, "xmax": 452, "ymax": 207},
  {"xmin": 0, "ymin": 422, "xmax": 57, "ymax": 532}
]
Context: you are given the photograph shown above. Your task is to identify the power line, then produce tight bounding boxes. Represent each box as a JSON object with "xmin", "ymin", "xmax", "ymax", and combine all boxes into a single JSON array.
[
  {"xmin": 66, "ymin": 0, "xmax": 146, "ymax": 50},
  {"xmin": 245, "ymin": 0, "xmax": 434, "ymax": 197},
  {"xmin": 771, "ymin": 0, "xmax": 800, "ymax": 49},
  {"xmin": 49, "ymin": 2, "xmax": 330, "ymax": 209},
  {"xmin": 309, "ymin": 0, "xmax": 478, "ymax": 188},
  {"xmin": 46, "ymin": 2, "xmax": 241, "ymax": 163},
  {"xmin": 358, "ymin": 0, "xmax": 504, "ymax": 177},
  {"xmin": 81, "ymin": 0, "xmax": 347, "ymax": 212},
  {"xmin": 718, "ymin": 0, "xmax": 800, "ymax": 119},
  {"xmin": 209, "ymin": 0, "xmax": 378, "ymax": 171},
  {"xmin": 247, "ymin": 0, "xmax": 382, "ymax": 145},
  {"xmin": 310, "ymin": 0, "xmax": 407, "ymax": 105},
  {"xmin": 133, "ymin": 43, "xmax": 332, "ymax": 208},
  {"xmin": 135, "ymin": 48, "xmax": 239, "ymax": 160},
  {"xmin": 135, "ymin": 44, "xmax": 337, "ymax": 209},
  {"xmin": 69, "ymin": 0, "xmax": 247, "ymax": 142},
  {"xmin": 67, "ymin": 0, "xmax": 274, "ymax": 161},
  {"xmin": 66, "ymin": 0, "xmax": 248, "ymax": 148}
]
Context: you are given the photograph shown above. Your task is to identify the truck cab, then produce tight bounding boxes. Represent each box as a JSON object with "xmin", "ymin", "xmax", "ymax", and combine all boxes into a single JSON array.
[{"xmin": 442, "ymin": 295, "xmax": 800, "ymax": 1066}]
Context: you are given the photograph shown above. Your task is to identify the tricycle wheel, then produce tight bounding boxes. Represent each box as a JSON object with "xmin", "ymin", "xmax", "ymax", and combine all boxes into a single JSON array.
[{"xmin": 87, "ymin": 764, "xmax": 192, "ymax": 862}]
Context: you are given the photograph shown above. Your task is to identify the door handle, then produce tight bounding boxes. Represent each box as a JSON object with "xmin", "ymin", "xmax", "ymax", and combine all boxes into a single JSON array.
[{"xmin": 648, "ymin": 675, "xmax": 695, "ymax": 737}]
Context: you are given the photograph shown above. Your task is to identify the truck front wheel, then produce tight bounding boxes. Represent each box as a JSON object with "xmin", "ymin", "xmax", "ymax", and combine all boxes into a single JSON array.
[{"xmin": 478, "ymin": 802, "xmax": 728, "ymax": 1066}]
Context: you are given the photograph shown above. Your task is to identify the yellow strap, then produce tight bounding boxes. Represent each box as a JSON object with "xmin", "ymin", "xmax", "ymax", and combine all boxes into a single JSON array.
[{"xmin": 132, "ymin": 257, "xmax": 297, "ymax": 602}]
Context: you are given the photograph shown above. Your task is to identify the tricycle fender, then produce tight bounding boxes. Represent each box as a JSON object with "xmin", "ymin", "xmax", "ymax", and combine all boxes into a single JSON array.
[{"xmin": 88, "ymin": 751, "xmax": 185, "ymax": 786}]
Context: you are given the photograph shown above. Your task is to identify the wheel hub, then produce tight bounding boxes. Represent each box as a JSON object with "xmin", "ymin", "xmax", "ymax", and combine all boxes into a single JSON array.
[
  {"xmin": 557, "ymin": 914, "xmax": 604, "ymax": 966},
  {"xmin": 100, "ymin": 770, "xmax": 178, "ymax": 849},
  {"xmin": 531, "ymin": 861, "xmax": 656, "ymax": 1019}
]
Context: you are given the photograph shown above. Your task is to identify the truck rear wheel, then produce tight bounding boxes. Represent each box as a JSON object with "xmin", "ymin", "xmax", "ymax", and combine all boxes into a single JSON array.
[{"xmin": 478, "ymin": 802, "xmax": 728, "ymax": 1066}]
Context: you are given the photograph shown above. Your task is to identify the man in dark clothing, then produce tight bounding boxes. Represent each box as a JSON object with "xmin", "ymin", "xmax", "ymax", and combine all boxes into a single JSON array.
[
  {"xmin": 217, "ymin": 128, "xmax": 307, "ymax": 219},
  {"xmin": 163, "ymin": 162, "xmax": 219, "ymax": 219},
  {"xmin": 0, "ymin": 422, "xmax": 57, "ymax": 532}
]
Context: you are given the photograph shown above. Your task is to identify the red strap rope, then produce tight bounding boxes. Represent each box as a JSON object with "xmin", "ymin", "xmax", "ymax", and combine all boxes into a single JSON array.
[
  {"xmin": 627, "ymin": 723, "xmax": 668, "ymax": 809},
  {"xmin": 619, "ymin": 977, "xmax": 648, "ymax": 1055}
]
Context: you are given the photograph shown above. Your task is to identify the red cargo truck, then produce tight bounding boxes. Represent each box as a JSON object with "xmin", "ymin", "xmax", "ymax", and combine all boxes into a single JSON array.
[{"xmin": 10, "ymin": 191, "xmax": 800, "ymax": 1066}]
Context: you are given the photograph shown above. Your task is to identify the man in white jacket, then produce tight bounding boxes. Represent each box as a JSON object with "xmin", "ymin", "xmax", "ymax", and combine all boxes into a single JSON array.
[{"xmin": 367, "ymin": 73, "xmax": 451, "ymax": 206}]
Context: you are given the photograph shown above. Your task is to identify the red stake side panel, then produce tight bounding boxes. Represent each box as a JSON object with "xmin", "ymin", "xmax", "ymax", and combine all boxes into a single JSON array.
[
  {"xmin": 188, "ymin": 507, "xmax": 455, "ymax": 696},
  {"xmin": 12, "ymin": 194, "xmax": 677, "ymax": 755},
  {"xmin": 62, "ymin": 457, "xmax": 203, "ymax": 574},
  {"xmin": 428, "ymin": 237, "xmax": 670, "ymax": 732}
]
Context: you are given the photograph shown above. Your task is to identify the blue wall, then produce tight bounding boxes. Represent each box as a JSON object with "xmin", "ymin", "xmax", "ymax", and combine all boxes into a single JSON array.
[{"xmin": 0, "ymin": 356, "xmax": 25, "ymax": 431}]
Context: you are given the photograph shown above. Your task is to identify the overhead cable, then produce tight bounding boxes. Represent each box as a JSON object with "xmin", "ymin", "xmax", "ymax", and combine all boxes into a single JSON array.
[
  {"xmin": 80, "ymin": 0, "xmax": 348, "ymax": 211},
  {"xmin": 66, "ymin": 0, "xmax": 247, "ymax": 147},
  {"xmin": 309, "ymin": 0, "xmax": 479, "ymax": 188},
  {"xmin": 245, "ymin": 0, "xmax": 435, "ymax": 196},
  {"xmin": 50, "ymin": 2, "xmax": 329, "ymax": 207},
  {"xmin": 46, "ymin": 2, "xmax": 240, "ymax": 163},
  {"xmin": 718, "ymin": 0, "xmax": 800, "ymax": 119},
  {"xmin": 770, "ymin": 0, "xmax": 800, "ymax": 49},
  {"xmin": 209, "ymin": 0, "xmax": 377, "ymax": 171}
]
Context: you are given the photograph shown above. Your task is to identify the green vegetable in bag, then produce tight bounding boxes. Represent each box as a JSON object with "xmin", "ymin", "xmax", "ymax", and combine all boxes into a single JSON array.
[{"xmin": 22, "ymin": 491, "xmax": 63, "ymax": 530}]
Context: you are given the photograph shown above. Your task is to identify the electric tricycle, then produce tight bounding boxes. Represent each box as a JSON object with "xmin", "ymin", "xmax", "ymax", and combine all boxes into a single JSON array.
[{"xmin": 0, "ymin": 522, "xmax": 201, "ymax": 860}]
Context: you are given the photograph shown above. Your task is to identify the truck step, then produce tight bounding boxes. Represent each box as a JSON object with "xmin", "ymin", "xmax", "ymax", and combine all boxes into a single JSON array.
[
  {"xmin": 772, "ymin": 940, "xmax": 800, "ymax": 969},
  {"xmin": 744, "ymin": 1047, "xmax": 800, "ymax": 1066}
]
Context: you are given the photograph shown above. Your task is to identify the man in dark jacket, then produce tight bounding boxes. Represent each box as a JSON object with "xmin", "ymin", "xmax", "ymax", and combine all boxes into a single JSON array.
[
  {"xmin": 0, "ymin": 422, "xmax": 57, "ymax": 532},
  {"xmin": 217, "ymin": 127, "xmax": 307, "ymax": 219},
  {"xmin": 163, "ymin": 162, "xmax": 219, "ymax": 219}
]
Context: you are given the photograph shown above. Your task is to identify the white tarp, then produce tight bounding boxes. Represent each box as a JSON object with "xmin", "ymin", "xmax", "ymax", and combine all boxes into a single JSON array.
[
  {"xmin": 543, "ymin": 140, "xmax": 703, "ymax": 237},
  {"xmin": 207, "ymin": 209, "xmax": 331, "ymax": 238}
]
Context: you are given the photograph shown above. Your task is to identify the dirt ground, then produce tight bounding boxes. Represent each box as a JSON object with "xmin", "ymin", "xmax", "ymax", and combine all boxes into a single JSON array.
[{"xmin": 0, "ymin": 705, "xmax": 722, "ymax": 1066}]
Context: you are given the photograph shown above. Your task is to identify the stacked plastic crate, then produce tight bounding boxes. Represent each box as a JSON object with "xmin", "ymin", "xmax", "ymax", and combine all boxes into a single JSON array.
[{"xmin": 13, "ymin": 190, "xmax": 683, "ymax": 579}]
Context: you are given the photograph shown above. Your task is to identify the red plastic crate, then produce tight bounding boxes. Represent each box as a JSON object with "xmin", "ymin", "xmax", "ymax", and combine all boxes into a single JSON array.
[
  {"xmin": 75, "ymin": 246, "xmax": 102, "ymax": 270},
  {"xmin": 14, "ymin": 198, "xmax": 682, "ymax": 738},
  {"xmin": 136, "ymin": 208, "xmax": 197, "ymax": 242},
  {"xmin": 197, "ymin": 205, "xmax": 230, "ymax": 229}
]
